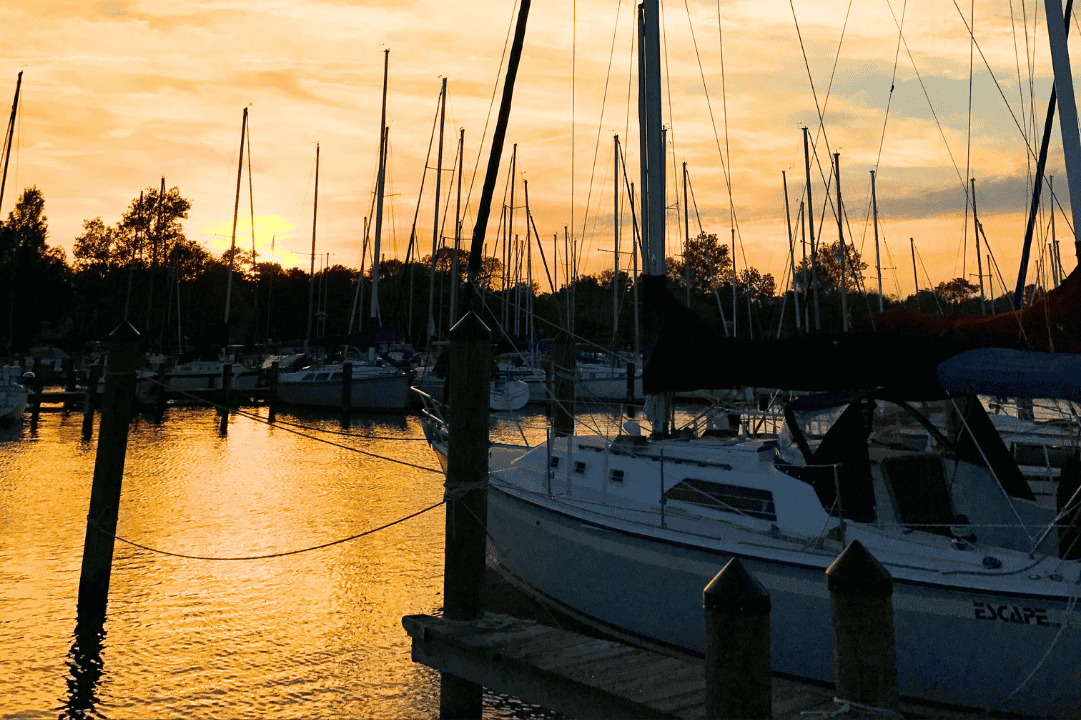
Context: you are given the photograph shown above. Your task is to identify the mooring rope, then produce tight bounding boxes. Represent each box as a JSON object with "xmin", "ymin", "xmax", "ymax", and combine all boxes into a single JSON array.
[{"xmin": 91, "ymin": 501, "xmax": 445, "ymax": 561}]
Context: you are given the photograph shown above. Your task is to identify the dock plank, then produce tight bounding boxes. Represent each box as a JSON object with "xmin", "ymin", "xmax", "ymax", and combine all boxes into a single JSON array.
[{"xmin": 402, "ymin": 612, "xmax": 883, "ymax": 720}]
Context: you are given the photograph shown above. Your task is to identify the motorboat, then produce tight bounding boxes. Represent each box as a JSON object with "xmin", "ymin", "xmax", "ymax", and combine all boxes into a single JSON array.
[
  {"xmin": 0, "ymin": 364, "xmax": 27, "ymax": 424},
  {"xmin": 276, "ymin": 359, "xmax": 409, "ymax": 410}
]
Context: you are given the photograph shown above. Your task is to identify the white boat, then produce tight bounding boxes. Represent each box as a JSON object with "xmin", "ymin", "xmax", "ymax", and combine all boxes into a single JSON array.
[
  {"xmin": 413, "ymin": 368, "xmax": 529, "ymax": 412},
  {"xmin": 420, "ymin": 352, "xmax": 1081, "ymax": 716},
  {"xmin": 0, "ymin": 364, "xmax": 27, "ymax": 423},
  {"xmin": 277, "ymin": 360, "xmax": 409, "ymax": 410},
  {"xmin": 489, "ymin": 378, "xmax": 529, "ymax": 411},
  {"xmin": 497, "ymin": 359, "xmax": 643, "ymax": 404},
  {"xmin": 166, "ymin": 358, "xmax": 259, "ymax": 393}
]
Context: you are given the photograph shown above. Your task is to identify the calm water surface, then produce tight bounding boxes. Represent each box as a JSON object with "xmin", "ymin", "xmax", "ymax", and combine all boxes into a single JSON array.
[{"xmin": 0, "ymin": 403, "xmax": 577, "ymax": 719}]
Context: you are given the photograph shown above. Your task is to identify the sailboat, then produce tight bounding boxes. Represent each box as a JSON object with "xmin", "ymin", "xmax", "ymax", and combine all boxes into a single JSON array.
[
  {"xmin": 277, "ymin": 57, "xmax": 410, "ymax": 412},
  {"xmin": 419, "ymin": 0, "xmax": 1081, "ymax": 714}
]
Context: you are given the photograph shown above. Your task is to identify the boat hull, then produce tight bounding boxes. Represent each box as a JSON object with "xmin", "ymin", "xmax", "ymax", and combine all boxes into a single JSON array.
[
  {"xmin": 277, "ymin": 372, "xmax": 409, "ymax": 410},
  {"xmin": 486, "ymin": 485, "xmax": 1081, "ymax": 716}
]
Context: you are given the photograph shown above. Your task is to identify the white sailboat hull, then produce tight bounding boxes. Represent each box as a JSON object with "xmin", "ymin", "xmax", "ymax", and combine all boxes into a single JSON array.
[{"xmin": 486, "ymin": 482, "xmax": 1081, "ymax": 716}]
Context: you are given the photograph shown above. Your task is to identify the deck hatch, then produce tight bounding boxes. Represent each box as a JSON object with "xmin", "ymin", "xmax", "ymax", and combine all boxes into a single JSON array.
[{"xmin": 665, "ymin": 478, "xmax": 776, "ymax": 521}]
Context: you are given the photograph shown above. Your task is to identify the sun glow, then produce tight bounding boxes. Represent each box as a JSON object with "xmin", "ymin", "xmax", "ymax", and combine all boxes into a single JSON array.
[{"xmin": 200, "ymin": 214, "xmax": 301, "ymax": 267}]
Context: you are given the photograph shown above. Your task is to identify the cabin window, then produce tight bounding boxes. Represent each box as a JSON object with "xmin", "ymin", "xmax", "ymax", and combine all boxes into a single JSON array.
[
  {"xmin": 302, "ymin": 373, "xmax": 316, "ymax": 381},
  {"xmin": 664, "ymin": 478, "xmax": 776, "ymax": 521},
  {"xmin": 1046, "ymin": 446, "xmax": 1075, "ymax": 469},
  {"xmin": 314, "ymin": 372, "xmax": 330, "ymax": 381},
  {"xmin": 574, "ymin": 461, "xmax": 587, "ymax": 474},
  {"xmin": 610, "ymin": 469, "xmax": 625, "ymax": 483},
  {"xmin": 549, "ymin": 456, "xmax": 560, "ymax": 468},
  {"xmin": 1013, "ymin": 443, "xmax": 1047, "ymax": 467},
  {"xmin": 330, "ymin": 372, "xmax": 342, "ymax": 381}
]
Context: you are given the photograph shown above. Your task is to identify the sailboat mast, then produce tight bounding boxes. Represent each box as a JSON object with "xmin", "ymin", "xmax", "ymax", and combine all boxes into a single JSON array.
[
  {"xmin": 683, "ymin": 162, "xmax": 690, "ymax": 306},
  {"xmin": 1045, "ymin": 0, "xmax": 1081, "ymax": 266},
  {"xmin": 225, "ymin": 108, "xmax": 247, "ymax": 327},
  {"xmin": 1016, "ymin": 0, "xmax": 1075, "ymax": 308},
  {"xmin": 1051, "ymin": 176, "xmax": 1061, "ymax": 285},
  {"xmin": 910, "ymin": 237, "xmax": 920, "ymax": 312},
  {"xmin": 972, "ymin": 178, "xmax": 987, "ymax": 313},
  {"xmin": 306, "ymin": 142, "xmax": 320, "ymax": 340},
  {"xmin": 871, "ymin": 169, "xmax": 883, "ymax": 312},
  {"xmin": 427, "ymin": 76, "xmax": 447, "ymax": 349},
  {"xmin": 450, "ymin": 127, "xmax": 463, "ymax": 329},
  {"xmin": 0, "ymin": 71, "xmax": 22, "ymax": 217},
  {"xmin": 370, "ymin": 49, "xmax": 390, "ymax": 323},
  {"xmin": 783, "ymin": 170, "xmax": 800, "ymax": 330},
  {"xmin": 803, "ymin": 127, "xmax": 820, "ymax": 330},
  {"xmin": 614, "ymin": 135, "xmax": 621, "ymax": 359},
  {"xmin": 835, "ymin": 152, "xmax": 848, "ymax": 332}
]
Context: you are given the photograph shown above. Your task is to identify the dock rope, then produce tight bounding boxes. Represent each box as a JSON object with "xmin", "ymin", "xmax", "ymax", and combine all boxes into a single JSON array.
[
  {"xmin": 90, "ymin": 501, "xmax": 444, "ymax": 561},
  {"xmin": 144, "ymin": 379, "xmax": 444, "ymax": 476}
]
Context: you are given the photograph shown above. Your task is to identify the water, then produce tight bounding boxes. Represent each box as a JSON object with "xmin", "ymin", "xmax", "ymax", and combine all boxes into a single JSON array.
[{"xmin": 0, "ymin": 403, "xmax": 572, "ymax": 719}]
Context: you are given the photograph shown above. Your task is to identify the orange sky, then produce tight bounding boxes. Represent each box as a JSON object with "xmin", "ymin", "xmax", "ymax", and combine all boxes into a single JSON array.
[{"xmin": 2, "ymin": 0, "xmax": 1078, "ymax": 299}]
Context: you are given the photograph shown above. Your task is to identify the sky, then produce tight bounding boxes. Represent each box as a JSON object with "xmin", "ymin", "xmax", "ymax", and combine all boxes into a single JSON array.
[{"xmin": 2, "ymin": 0, "xmax": 1079, "ymax": 299}]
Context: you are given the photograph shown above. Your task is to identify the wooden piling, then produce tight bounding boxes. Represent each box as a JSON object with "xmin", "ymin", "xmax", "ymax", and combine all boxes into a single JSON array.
[
  {"xmin": 626, "ymin": 361, "xmax": 635, "ymax": 403},
  {"xmin": 340, "ymin": 361, "xmax": 352, "ymax": 429},
  {"xmin": 440, "ymin": 311, "xmax": 491, "ymax": 720},
  {"xmin": 76, "ymin": 322, "xmax": 139, "ymax": 620},
  {"xmin": 218, "ymin": 362, "xmax": 232, "ymax": 434},
  {"xmin": 82, "ymin": 363, "xmax": 102, "ymax": 441},
  {"xmin": 152, "ymin": 360, "xmax": 168, "ymax": 422},
  {"xmin": 703, "ymin": 558, "xmax": 772, "ymax": 719},
  {"xmin": 825, "ymin": 539, "xmax": 899, "ymax": 711},
  {"xmin": 29, "ymin": 357, "xmax": 43, "ymax": 431},
  {"xmin": 63, "ymin": 356, "xmax": 77, "ymax": 410},
  {"xmin": 267, "ymin": 360, "xmax": 279, "ymax": 423}
]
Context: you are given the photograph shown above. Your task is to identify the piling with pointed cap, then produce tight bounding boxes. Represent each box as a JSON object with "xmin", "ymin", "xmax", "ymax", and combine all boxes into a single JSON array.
[
  {"xmin": 440, "ymin": 310, "xmax": 491, "ymax": 720},
  {"xmin": 77, "ymin": 321, "xmax": 139, "ymax": 621},
  {"xmin": 825, "ymin": 539, "xmax": 899, "ymax": 711},
  {"xmin": 29, "ymin": 356, "xmax": 43, "ymax": 431},
  {"xmin": 267, "ymin": 359, "xmax": 279, "ymax": 423},
  {"xmin": 218, "ymin": 362, "xmax": 232, "ymax": 435},
  {"xmin": 703, "ymin": 558, "xmax": 772, "ymax": 719},
  {"xmin": 81, "ymin": 363, "xmax": 102, "ymax": 441},
  {"xmin": 340, "ymin": 361, "xmax": 352, "ymax": 428}
]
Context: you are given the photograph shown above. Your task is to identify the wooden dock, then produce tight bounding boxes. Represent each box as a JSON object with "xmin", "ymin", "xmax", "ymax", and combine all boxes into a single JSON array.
[{"xmin": 403, "ymin": 612, "xmax": 846, "ymax": 719}]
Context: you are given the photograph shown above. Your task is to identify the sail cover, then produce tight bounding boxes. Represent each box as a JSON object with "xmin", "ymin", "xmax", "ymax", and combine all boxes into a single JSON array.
[{"xmin": 937, "ymin": 348, "xmax": 1081, "ymax": 400}]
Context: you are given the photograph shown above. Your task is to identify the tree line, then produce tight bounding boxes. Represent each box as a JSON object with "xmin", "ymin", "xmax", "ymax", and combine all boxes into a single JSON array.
[{"xmin": 0, "ymin": 186, "xmax": 1024, "ymax": 360}]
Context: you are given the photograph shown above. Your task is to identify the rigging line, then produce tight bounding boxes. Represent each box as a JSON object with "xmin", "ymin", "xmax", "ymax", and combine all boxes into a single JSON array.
[
  {"xmin": 914, "ymin": 245, "xmax": 944, "ymax": 314},
  {"xmin": 880, "ymin": 0, "xmax": 965, "ymax": 190},
  {"xmin": 947, "ymin": 0, "xmax": 1040, "ymax": 168},
  {"xmin": 463, "ymin": 0, "xmax": 519, "ymax": 219},
  {"xmin": 961, "ymin": 0, "xmax": 975, "ymax": 284},
  {"xmin": 717, "ymin": 0, "xmax": 734, "ymax": 236},
  {"xmin": 683, "ymin": 0, "xmax": 732, "ymax": 196},
  {"xmin": 93, "ymin": 501, "xmax": 445, "ymax": 561},
  {"xmin": 872, "ymin": 0, "xmax": 907, "ymax": 180},
  {"xmin": 402, "ymin": 88, "xmax": 442, "ymax": 267},
  {"xmin": 575, "ymin": 0, "xmax": 626, "ymax": 274},
  {"xmin": 1009, "ymin": 0, "xmax": 1028, "ymax": 148}
]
